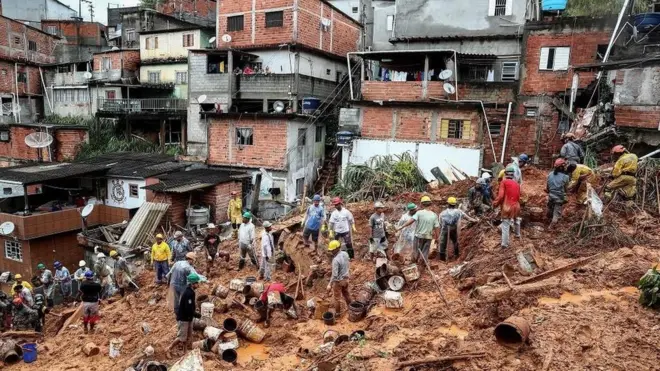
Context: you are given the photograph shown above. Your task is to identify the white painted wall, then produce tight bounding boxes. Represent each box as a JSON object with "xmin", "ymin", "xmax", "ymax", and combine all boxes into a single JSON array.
[
  {"xmin": 327, "ymin": 0, "xmax": 361, "ymax": 21},
  {"xmin": 343, "ymin": 139, "xmax": 482, "ymax": 182},
  {"xmin": 285, "ymin": 121, "xmax": 324, "ymax": 202},
  {"xmin": 252, "ymin": 50, "xmax": 348, "ymax": 82},
  {"xmin": 140, "ymin": 29, "xmax": 213, "ymax": 60},
  {"xmin": 105, "ymin": 178, "xmax": 146, "ymax": 209}
]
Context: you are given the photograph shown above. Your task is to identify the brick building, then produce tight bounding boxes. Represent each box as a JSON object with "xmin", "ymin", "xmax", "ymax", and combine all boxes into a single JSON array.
[
  {"xmin": 41, "ymin": 20, "xmax": 108, "ymax": 62},
  {"xmin": 156, "ymin": 0, "xmax": 217, "ymax": 27},
  {"xmin": 0, "ymin": 123, "xmax": 88, "ymax": 166}
]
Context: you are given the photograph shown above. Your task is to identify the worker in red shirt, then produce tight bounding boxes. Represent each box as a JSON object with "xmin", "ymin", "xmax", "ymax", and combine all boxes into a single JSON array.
[
  {"xmin": 257, "ymin": 282, "xmax": 296, "ymax": 327},
  {"xmin": 493, "ymin": 166, "xmax": 521, "ymax": 249}
]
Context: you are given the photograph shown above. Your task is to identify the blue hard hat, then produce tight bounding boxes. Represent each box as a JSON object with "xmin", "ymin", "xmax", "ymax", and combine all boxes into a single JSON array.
[
  {"xmin": 84, "ymin": 271, "xmax": 94, "ymax": 279},
  {"xmin": 519, "ymin": 154, "xmax": 529, "ymax": 162},
  {"xmin": 54, "ymin": 261, "xmax": 62, "ymax": 268},
  {"xmin": 313, "ymin": 194, "xmax": 321, "ymax": 201}
]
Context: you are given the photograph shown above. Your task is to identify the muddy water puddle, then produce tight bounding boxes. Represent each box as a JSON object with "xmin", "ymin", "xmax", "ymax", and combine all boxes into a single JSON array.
[{"xmin": 538, "ymin": 287, "xmax": 638, "ymax": 305}]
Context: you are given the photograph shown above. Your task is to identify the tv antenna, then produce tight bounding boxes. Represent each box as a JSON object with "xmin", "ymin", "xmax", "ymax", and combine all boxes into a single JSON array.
[
  {"xmin": 0, "ymin": 222, "xmax": 15, "ymax": 236},
  {"xmin": 24, "ymin": 132, "xmax": 54, "ymax": 148},
  {"xmin": 272, "ymin": 101, "xmax": 285, "ymax": 113},
  {"xmin": 80, "ymin": 203, "xmax": 94, "ymax": 233},
  {"xmin": 443, "ymin": 83, "xmax": 456, "ymax": 95}
]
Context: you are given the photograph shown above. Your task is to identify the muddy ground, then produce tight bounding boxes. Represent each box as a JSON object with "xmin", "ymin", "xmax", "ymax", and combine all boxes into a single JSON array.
[{"xmin": 6, "ymin": 166, "xmax": 660, "ymax": 370}]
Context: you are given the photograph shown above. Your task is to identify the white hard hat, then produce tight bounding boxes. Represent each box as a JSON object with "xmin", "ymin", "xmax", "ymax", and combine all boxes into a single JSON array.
[
  {"xmin": 374, "ymin": 201, "xmax": 385, "ymax": 208},
  {"xmin": 207, "ymin": 223, "xmax": 216, "ymax": 229},
  {"xmin": 174, "ymin": 231, "xmax": 183, "ymax": 237},
  {"xmin": 79, "ymin": 260, "xmax": 86, "ymax": 267},
  {"xmin": 97, "ymin": 253, "xmax": 106, "ymax": 259},
  {"xmin": 481, "ymin": 172, "xmax": 491, "ymax": 180},
  {"xmin": 263, "ymin": 221, "xmax": 272, "ymax": 228}
]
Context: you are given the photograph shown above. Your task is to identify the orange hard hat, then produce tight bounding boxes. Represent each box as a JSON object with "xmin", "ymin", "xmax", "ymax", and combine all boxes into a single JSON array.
[
  {"xmin": 332, "ymin": 197, "xmax": 342, "ymax": 205},
  {"xmin": 554, "ymin": 158, "xmax": 566, "ymax": 168},
  {"xmin": 12, "ymin": 297, "xmax": 22, "ymax": 306},
  {"xmin": 611, "ymin": 145, "xmax": 625, "ymax": 154}
]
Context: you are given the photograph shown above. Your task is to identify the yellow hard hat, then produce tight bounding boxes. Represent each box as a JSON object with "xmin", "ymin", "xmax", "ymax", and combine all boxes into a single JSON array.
[
  {"xmin": 14, "ymin": 274, "xmax": 22, "ymax": 280},
  {"xmin": 109, "ymin": 250, "xmax": 118, "ymax": 257},
  {"xmin": 447, "ymin": 197, "xmax": 457, "ymax": 205},
  {"xmin": 420, "ymin": 195, "xmax": 432, "ymax": 203},
  {"xmin": 328, "ymin": 240, "xmax": 341, "ymax": 251},
  {"xmin": 155, "ymin": 234, "xmax": 164, "ymax": 239},
  {"xmin": 498, "ymin": 169, "xmax": 505, "ymax": 179}
]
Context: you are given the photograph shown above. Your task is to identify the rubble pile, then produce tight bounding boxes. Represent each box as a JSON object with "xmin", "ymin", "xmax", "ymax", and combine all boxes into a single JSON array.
[{"xmin": 5, "ymin": 166, "xmax": 660, "ymax": 371}]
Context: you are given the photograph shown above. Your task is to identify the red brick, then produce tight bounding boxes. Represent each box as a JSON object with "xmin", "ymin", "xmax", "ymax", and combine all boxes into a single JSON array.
[
  {"xmin": 41, "ymin": 20, "xmax": 105, "ymax": 47},
  {"xmin": 158, "ymin": 0, "xmax": 216, "ymax": 18},
  {"xmin": 615, "ymin": 106, "xmax": 660, "ymax": 129},
  {"xmin": 0, "ymin": 125, "xmax": 88, "ymax": 163},
  {"xmin": 93, "ymin": 50, "xmax": 140, "ymax": 73}
]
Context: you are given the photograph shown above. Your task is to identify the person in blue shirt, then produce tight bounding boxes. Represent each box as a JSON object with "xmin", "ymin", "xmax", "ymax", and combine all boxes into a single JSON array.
[{"xmin": 301, "ymin": 194, "xmax": 326, "ymax": 250}]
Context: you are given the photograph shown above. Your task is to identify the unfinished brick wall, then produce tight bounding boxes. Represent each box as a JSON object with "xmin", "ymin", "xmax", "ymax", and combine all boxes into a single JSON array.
[
  {"xmin": 41, "ymin": 21, "xmax": 105, "ymax": 46},
  {"xmin": 360, "ymin": 106, "xmax": 481, "ymax": 145},
  {"xmin": 217, "ymin": 0, "xmax": 361, "ymax": 57},
  {"xmin": 93, "ymin": 50, "xmax": 140, "ymax": 72},
  {"xmin": 0, "ymin": 125, "xmax": 88, "ymax": 162},
  {"xmin": 207, "ymin": 117, "xmax": 288, "ymax": 169},
  {"xmin": 202, "ymin": 181, "xmax": 243, "ymax": 223},
  {"xmin": 0, "ymin": 16, "xmax": 58, "ymax": 64},
  {"xmin": 0, "ymin": 62, "xmax": 43, "ymax": 96},
  {"xmin": 54, "ymin": 129, "xmax": 88, "ymax": 161},
  {"xmin": 158, "ymin": 0, "xmax": 216, "ymax": 17},
  {"xmin": 522, "ymin": 24, "xmax": 612, "ymax": 95},
  {"xmin": 361, "ymin": 81, "xmax": 515, "ymax": 104},
  {"xmin": 615, "ymin": 106, "xmax": 660, "ymax": 129},
  {"xmin": 159, "ymin": 192, "xmax": 189, "ymax": 228},
  {"xmin": 29, "ymin": 232, "xmax": 83, "ymax": 278}
]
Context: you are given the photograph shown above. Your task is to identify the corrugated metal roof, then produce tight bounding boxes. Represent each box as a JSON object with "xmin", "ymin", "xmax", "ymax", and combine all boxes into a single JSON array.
[
  {"xmin": 143, "ymin": 169, "xmax": 247, "ymax": 193},
  {"xmin": 118, "ymin": 202, "xmax": 170, "ymax": 250},
  {"xmin": 77, "ymin": 152, "xmax": 189, "ymax": 179},
  {"xmin": 0, "ymin": 162, "xmax": 108, "ymax": 185}
]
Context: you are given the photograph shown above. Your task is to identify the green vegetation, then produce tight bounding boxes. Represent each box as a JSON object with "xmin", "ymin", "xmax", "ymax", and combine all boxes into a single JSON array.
[
  {"xmin": 42, "ymin": 115, "xmax": 92, "ymax": 126},
  {"xmin": 565, "ymin": 0, "xmax": 652, "ymax": 17},
  {"xmin": 638, "ymin": 266, "xmax": 660, "ymax": 309},
  {"xmin": 139, "ymin": 0, "xmax": 159, "ymax": 10}
]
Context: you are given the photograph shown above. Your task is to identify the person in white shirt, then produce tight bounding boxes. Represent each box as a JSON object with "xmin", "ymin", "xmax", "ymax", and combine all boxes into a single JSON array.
[
  {"xmin": 259, "ymin": 221, "xmax": 275, "ymax": 281},
  {"xmin": 237, "ymin": 212, "xmax": 257, "ymax": 271},
  {"xmin": 328, "ymin": 197, "xmax": 356, "ymax": 259}
]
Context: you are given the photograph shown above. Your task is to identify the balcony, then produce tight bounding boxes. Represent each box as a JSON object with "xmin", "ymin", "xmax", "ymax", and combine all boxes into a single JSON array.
[
  {"xmin": 360, "ymin": 81, "xmax": 516, "ymax": 104},
  {"xmin": 237, "ymin": 74, "xmax": 339, "ymax": 100},
  {"xmin": 54, "ymin": 72, "xmax": 89, "ymax": 86},
  {"xmin": 97, "ymin": 98, "xmax": 188, "ymax": 114}
]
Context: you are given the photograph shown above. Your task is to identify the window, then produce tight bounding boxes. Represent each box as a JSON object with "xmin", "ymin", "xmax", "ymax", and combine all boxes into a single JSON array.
[
  {"xmin": 146, "ymin": 36, "xmax": 159, "ymax": 50},
  {"xmin": 102, "ymin": 57, "xmax": 111, "ymax": 71},
  {"xmin": 352, "ymin": 6, "xmax": 358, "ymax": 13},
  {"xmin": 106, "ymin": 90, "xmax": 116, "ymax": 99},
  {"xmin": 0, "ymin": 130, "xmax": 9, "ymax": 142},
  {"xmin": 266, "ymin": 11, "xmax": 284, "ymax": 28},
  {"xmin": 501, "ymin": 61, "xmax": 519, "ymax": 81},
  {"xmin": 17, "ymin": 72, "xmax": 27, "ymax": 83},
  {"xmin": 165, "ymin": 122, "xmax": 181, "ymax": 144},
  {"xmin": 489, "ymin": 0, "xmax": 512, "ymax": 16},
  {"xmin": 297, "ymin": 128, "xmax": 307, "ymax": 146},
  {"xmin": 525, "ymin": 107, "xmax": 538, "ymax": 117},
  {"xmin": 227, "ymin": 15, "xmax": 244, "ymax": 32},
  {"xmin": 126, "ymin": 29, "xmax": 136, "ymax": 42},
  {"xmin": 440, "ymin": 119, "xmax": 472, "ymax": 140},
  {"xmin": 315, "ymin": 126, "xmax": 323, "ymax": 142},
  {"xmin": 57, "ymin": 65, "xmax": 72, "ymax": 73},
  {"xmin": 597, "ymin": 44, "xmax": 608, "ymax": 61},
  {"xmin": 176, "ymin": 71, "xmax": 188, "ymax": 84},
  {"xmin": 182, "ymin": 33, "xmax": 194, "ymax": 47},
  {"xmin": 236, "ymin": 128, "xmax": 253, "ymax": 145},
  {"xmin": 489, "ymin": 122, "xmax": 502, "ymax": 136},
  {"xmin": 207, "ymin": 54, "xmax": 227, "ymax": 74},
  {"xmin": 129, "ymin": 184, "xmax": 139, "ymax": 198},
  {"xmin": 28, "ymin": 40, "xmax": 37, "ymax": 52},
  {"xmin": 13, "ymin": 37, "xmax": 20, "ymax": 45},
  {"xmin": 46, "ymin": 25, "xmax": 57, "ymax": 35},
  {"xmin": 539, "ymin": 47, "xmax": 570, "ymax": 71},
  {"xmin": 462, "ymin": 65, "xmax": 489, "ymax": 81},
  {"xmin": 386, "ymin": 15, "xmax": 394, "ymax": 32},
  {"xmin": 5, "ymin": 240, "xmax": 23, "ymax": 262},
  {"xmin": 295, "ymin": 178, "xmax": 305, "ymax": 197},
  {"xmin": 53, "ymin": 89, "xmax": 89, "ymax": 103},
  {"xmin": 3, "ymin": 188, "xmax": 11, "ymax": 195},
  {"xmin": 148, "ymin": 71, "xmax": 161, "ymax": 83}
]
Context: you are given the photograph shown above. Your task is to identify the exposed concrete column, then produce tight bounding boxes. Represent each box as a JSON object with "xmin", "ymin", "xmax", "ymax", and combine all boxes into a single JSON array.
[
  {"xmin": 228, "ymin": 51, "xmax": 234, "ymax": 109},
  {"xmin": 422, "ymin": 54, "xmax": 429, "ymax": 100},
  {"xmin": 263, "ymin": 99, "xmax": 268, "ymax": 113},
  {"xmin": 293, "ymin": 52, "xmax": 300, "ymax": 113}
]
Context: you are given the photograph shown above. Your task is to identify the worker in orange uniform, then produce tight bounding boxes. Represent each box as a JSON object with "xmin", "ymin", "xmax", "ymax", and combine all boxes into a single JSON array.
[
  {"xmin": 567, "ymin": 163, "xmax": 597, "ymax": 204},
  {"xmin": 604, "ymin": 145, "xmax": 638, "ymax": 201},
  {"xmin": 227, "ymin": 191, "xmax": 243, "ymax": 238},
  {"xmin": 493, "ymin": 166, "xmax": 521, "ymax": 249}
]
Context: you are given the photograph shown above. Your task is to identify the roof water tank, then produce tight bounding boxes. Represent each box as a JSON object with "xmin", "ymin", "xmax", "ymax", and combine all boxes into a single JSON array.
[
  {"xmin": 542, "ymin": 0, "xmax": 567, "ymax": 11},
  {"xmin": 302, "ymin": 97, "xmax": 321, "ymax": 114},
  {"xmin": 634, "ymin": 13, "xmax": 660, "ymax": 32}
]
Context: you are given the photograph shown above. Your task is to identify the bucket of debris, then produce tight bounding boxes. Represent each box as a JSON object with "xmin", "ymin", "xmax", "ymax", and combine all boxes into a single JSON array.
[
  {"xmin": 348, "ymin": 301, "xmax": 366, "ymax": 322},
  {"xmin": 217, "ymin": 332, "xmax": 240, "ymax": 352},
  {"xmin": 382, "ymin": 291, "xmax": 403, "ymax": 309},
  {"xmin": 238, "ymin": 319, "xmax": 266, "ymax": 343},
  {"xmin": 200, "ymin": 302, "xmax": 214, "ymax": 318},
  {"xmin": 109, "ymin": 338, "xmax": 123, "ymax": 359},
  {"xmin": 229, "ymin": 279, "xmax": 245, "ymax": 291},
  {"xmin": 388, "ymin": 276, "xmax": 405, "ymax": 291},
  {"xmin": 494, "ymin": 316, "xmax": 531, "ymax": 348},
  {"xmin": 402, "ymin": 264, "xmax": 420, "ymax": 282},
  {"xmin": 204, "ymin": 326, "xmax": 223, "ymax": 341},
  {"xmin": 213, "ymin": 284, "xmax": 230, "ymax": 299}
]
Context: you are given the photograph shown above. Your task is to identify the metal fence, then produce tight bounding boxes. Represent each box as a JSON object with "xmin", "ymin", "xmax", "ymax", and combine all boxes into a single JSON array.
[{"xmin": 98, "ymin": 98, "xmax": 188, "ymax": 113}]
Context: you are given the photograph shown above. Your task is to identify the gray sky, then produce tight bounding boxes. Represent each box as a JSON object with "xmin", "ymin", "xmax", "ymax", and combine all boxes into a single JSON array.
[{"xmin": 59, "ymin": 0, "xmax": 140, "ymax": 25}]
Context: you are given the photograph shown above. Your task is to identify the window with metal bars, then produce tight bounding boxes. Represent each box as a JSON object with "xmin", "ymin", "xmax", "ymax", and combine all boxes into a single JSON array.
[
  {"xmin": 440, "ymin": 119, "xmax": 472, "ymax": 140},
  {"xmin": 462, "ymin": 65, "xmax": 489, "ymax": 81},
  {"xmin": 227, "ymin": 15, "xmax": 244, "ymax": 31},
  {"xmin": 5, "ymin": 240, "xmax": 23, "ymax": 262},
  {"xmin": 182, "ymin": 33, "xmax": 194, "ymax": 47},
  {"xmin": 265, "ymin": 11, "xmax": 283, "ymax": 28},
  {"xmin": 495, "ymin": 0, "xmax": 507, "ymax": 16},
  {"xmin": 148, "ymin": 71, "xmax": 161, "ymax": 84},
  {"xmin": 501, "ymin": 61, "xmax": 519, "ymax": 81}
]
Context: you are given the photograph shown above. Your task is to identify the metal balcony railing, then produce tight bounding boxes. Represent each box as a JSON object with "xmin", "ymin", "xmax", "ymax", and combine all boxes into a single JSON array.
[{"xmin": 97, "ymin": 98, "xmax": 188, "ymax": 113}]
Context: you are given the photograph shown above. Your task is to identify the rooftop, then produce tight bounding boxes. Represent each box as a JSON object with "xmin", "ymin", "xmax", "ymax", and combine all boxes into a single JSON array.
[
  {"xmin": 144, "ymin": 168, "xmax": 249, "ymax": 193},
  {"xmin": 0, "ymin": 162, "xmax": 107, "ymax": 185},
  {"xmin": 139, "ymin": 26, "xmax": 214, "ymax": 36},
  {"xmin": 77, "ymin": 152, "xmax": 189, "ymax": 179}
]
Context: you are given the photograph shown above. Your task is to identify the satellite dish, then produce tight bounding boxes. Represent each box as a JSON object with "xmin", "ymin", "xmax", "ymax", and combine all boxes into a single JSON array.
[
  {"xmin": 0, "ymin": 222, "xmax": 15, "ymax": 236},
  {"xmin": 198, "ymin": 95, "xmax": 207, "ymax": 104},
  {"xmin": 83, "ymin": 71, "xmax": 93, "ymax": 79},
  {"xmin": 443, "ymin": 83, "xmax": 456, "ymax": 95},
  {"xmin": 439, "ymin": 69, "xmax": 453, "ymax": 80},
  {"xmin": 81, "ymin": 204, "xmax": 94, "ymax": 218},
  {"xmin": 209, "ymin": 37, "xmax": 216, "ymax": 44},
  {"xmin": 111, "ymin": 46, "xmax": 119, "ymax": 51},
  {"xmin": 221, "ymin": 34, "xmax": 232, "ymax": 43},
  {"xmin": 25, "ymin": 132, "xmax": 54, "ymax": 149},
  {"xmin": 273, "ymin": 101, "xmax": 285, "ymax": 113}
]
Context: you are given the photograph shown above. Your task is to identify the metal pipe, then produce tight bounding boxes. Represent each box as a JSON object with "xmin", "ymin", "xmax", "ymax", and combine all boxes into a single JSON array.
[
  {"xmin": 596, "ymin": 0, "xmax": 631, "ymax": 80},
  {"xmin": 14, "ymin": 63, "xmax": 20, "ymax": 123},
  {"xmin": 500, "ymin": 102, "xmax": 513, "ymax": 163},
  {"xmin": 346, "ymin": 53, "xmax": 353, "ymax": 100}
]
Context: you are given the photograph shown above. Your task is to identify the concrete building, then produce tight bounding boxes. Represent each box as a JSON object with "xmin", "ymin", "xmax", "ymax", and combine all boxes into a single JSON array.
[
  {"xmin": 41, "ymin": 20, "xmax": 108, "ymax": 63},
  {"xmin": 0, "ymin": 0, "xmax": 77, "ymax": 29}
]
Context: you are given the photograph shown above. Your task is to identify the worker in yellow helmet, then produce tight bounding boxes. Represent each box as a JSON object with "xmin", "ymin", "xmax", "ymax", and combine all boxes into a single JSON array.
[
  {"xmin": 227, "ymin": 191, "xmax": 243, "ymax": 238},
  {"xmin": 11, "ymin": 274, "xmax": 33, "ymax": 294},
  {"xmin": 326, "ymin": 240, "xmax": 352, "ymax": 315},
  {"xmin": 438, "ymin": 197, "xmax": 477, "ymax": 261},
  {"xmin": 151, "ymin": 234, "xmax": 171, "ymax": 284},
  {"xmin": 566, "ymin": 163, "xmax": 596, "ymax": 204},
  {"xmin": 396, "ymin": 195, "xmax": 439, "ymax": 266},
  {"xmin": 604, "ymin": 145, "xmax": 638, "ymax": 201}
]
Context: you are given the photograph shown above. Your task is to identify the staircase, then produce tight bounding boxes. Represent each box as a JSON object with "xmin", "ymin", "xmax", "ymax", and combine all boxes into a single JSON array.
[{"xmin": 315, "ymin": 148, "xmax": 341, "ymax": 195}]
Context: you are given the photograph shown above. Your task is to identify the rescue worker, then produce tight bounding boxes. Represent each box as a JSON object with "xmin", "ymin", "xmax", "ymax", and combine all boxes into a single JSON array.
[
  {"xmin": 605, "ymin": 145, "xmax": 638, "ymax": 201},
  {"xmin": 396, "ymin": 196, "xmax": 440, "ymax": 265},
  {"xmin": 238, "ymin": 212, "xmax": 258, "ymax": 270},
  {"xmin": 74, "ymin": 260, "xmax": 91, "ymax": 281},
  {"xmin": 0, "ymin": 292, "xmax": 12, "ymax": 330},
  {"xmin": 12, "ymin": 284, "xmax": 33, "ymax": 307},
  {"xmin": 228, "ymin": 191, "xmax": 243, "ymax": 238},
  {"xmin": 546, "ymin": 158, "xmax": 570, "ymax": 228},
  {"xmin": 466, "ymin": 178, "xmax": 491, "ymax": 215},
  {"xmin": 567, "ymin": 163, "xmax": 597, "ymax": 204},
  {"xmin": 203, "ymin": 223, "xmax": 222, "ymax": 275},
  {"xmin": 11, "ymin": 298, "xmax": 38, "ymax": 331},
  {"xmin": 395, "ymin": 203, "xmax": 417, "ymax": 257},
  {"xmin": 110, "ymin": 250, "xmax": 132, "ymax": 297},
  {"xmin": 368, "ymin": 201, "xmax": 388, "ymax": 260},
  {"xmin": 54, "ymin": 261, "xmax": 72, "ymax": 302},
  {"xmin": 501, "ymin": 154, "xmax": 529, "ymax": 185},
  {"xmin": 259, "ymin": 221, "xmax": 275, "ymax": 281},
  {"xmin": 166, "ymin": 252, "xmax": 198, "ymax": 314},
  {"xmin": 166, "ymin": 272, "xmax": 202, "ymax": 358},
  {"xmin": 33, "ymin": 293, "xmax": 46, "ymax": 332},
  {"xmin": 493, "ymin": 166, "xmax": 521, "ymax": 249},
  {"xmin": 94, "ymin": 253, "xmax": 112, "ymax": 298},
  {"xmin": 37, "ymin": 263, "xmax": 55, "ymax": 308},
  {"xmin": 79, "ymin": 270, "xmax": 102, "ymax": 334},
  {"xmin": 151, "ymin": 234, "xmax": 171, "ymax": 284},
  {"xmin": 301, "ymin": 194, "xmax": 325, "ymax": 249},
  {"xmin": 326, "ymin": 240, "xmax": 352, "ymax": 315},
  {"xmin": 560, "ymin": 133, "xmax": 584, "ymax": 165},
  {"xmin": 169, "ymin": 231, "xmax": 191, "ymax": 262},
  {"xmin": 257, "ymin": 282, "xmax": 295, "ymax": 328},
  {"xmin": 438, "ymin": 197, "xmax": 477, "ymax": 261},
  {"xmin": 481, "ymin": 172, "xmax": 494, "ymax": 205},
  {"xmin": 328, "ymin": 197, "xmax": 356, "ymax": 259},
  {"xmin": 11, "ymin": 274, "xmax": 33, "ymax": 293}
]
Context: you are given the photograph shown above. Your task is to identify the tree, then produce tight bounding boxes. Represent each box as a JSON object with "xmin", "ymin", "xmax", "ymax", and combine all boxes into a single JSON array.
[{"xmin": 139, "ymin": 0, "xmax": 159, "ymax": 10}]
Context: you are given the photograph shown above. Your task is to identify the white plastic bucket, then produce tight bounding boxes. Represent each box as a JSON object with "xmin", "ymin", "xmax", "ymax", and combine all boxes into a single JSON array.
[
  {"xmin": 109, "ymin": 338, "xmax": 123, "ymax": 359},
  {"xmin": 200, "ymin": 302, "xmax": 214, "ymax": 318},
  {"xmin": 203, "ymin": 326, "xmax": 223, "ymax": 341}
]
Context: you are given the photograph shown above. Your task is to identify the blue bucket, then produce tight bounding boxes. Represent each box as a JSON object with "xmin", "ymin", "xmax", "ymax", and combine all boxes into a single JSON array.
[{"xmin": 22, "ymin": 343, "xmax": 37, "ymax": 363}]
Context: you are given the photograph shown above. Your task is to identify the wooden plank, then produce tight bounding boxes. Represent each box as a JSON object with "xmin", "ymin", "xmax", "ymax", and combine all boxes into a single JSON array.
[
  {"xmin": 514, "ymin": 254, "xmax": 601, "ymax": 286},
  {"xmin": 57, "ymin": 303, "xmax": 83, "ymax": 336},
  {"xmin": 100, "ymin": 227, "xmax": 116, "ymax": 243}
]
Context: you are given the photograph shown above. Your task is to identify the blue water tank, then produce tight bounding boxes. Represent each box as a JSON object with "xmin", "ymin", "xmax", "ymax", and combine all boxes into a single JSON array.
[
  {"xmin": 634, "ymin": 13, "xmax": 660, "ymax": 32},
  {"xmin": 542, "ymin": 0, "xmax": 567, "ymax": 11},
  {"xmin": 302, "ymin": 97, "xmax": 321, "ymax": 114}
]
